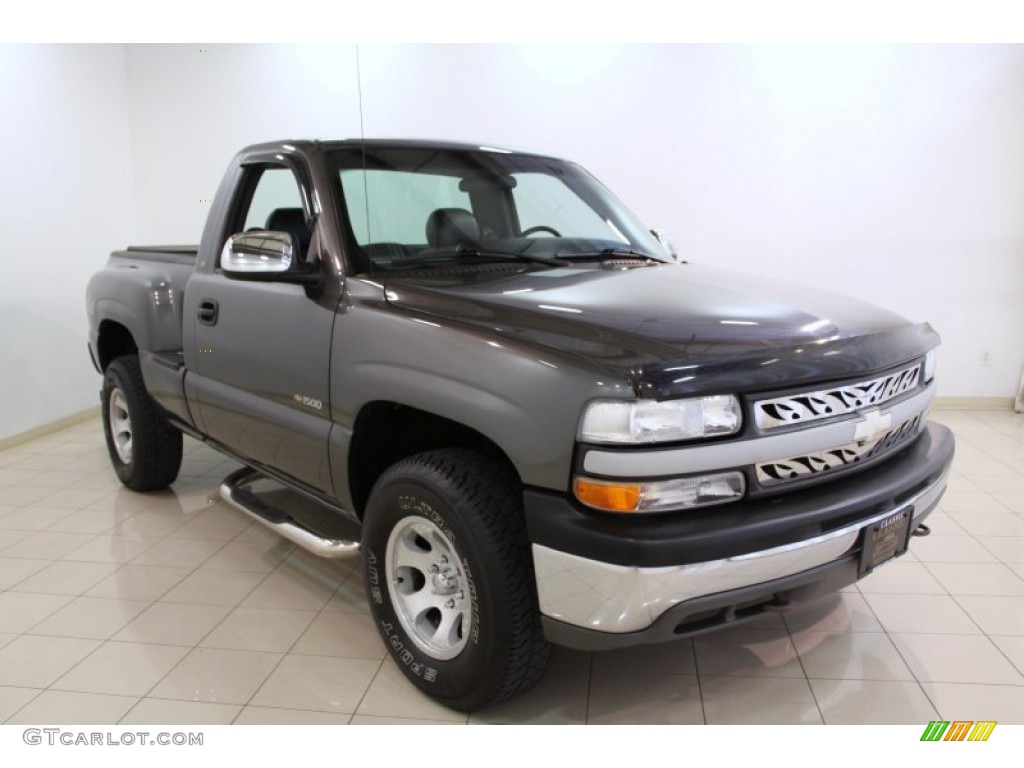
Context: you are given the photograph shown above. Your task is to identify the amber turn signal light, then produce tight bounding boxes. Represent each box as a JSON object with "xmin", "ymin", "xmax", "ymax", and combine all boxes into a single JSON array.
[{"xmin": 573, "ymin": 477, "xmax": 641, "ymax": 513}]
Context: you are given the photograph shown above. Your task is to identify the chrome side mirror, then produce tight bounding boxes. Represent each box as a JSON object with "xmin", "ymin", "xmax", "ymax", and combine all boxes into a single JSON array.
[
  {"xmin": 650, "ymin": 229, "xmax": 678, "ymax": 260},
  {"xmin": 221, "ymin": 231, "xmax": 294, "ymax": 276}
]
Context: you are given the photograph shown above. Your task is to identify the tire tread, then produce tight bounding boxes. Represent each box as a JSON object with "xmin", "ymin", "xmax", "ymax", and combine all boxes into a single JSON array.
[
  {"xmin": 368, "ymin": 448, "xmax": 551, "ymax": 710},
  {"xmin": 103, "ymin": 355, "xmax": 182, "ymax": 491}
]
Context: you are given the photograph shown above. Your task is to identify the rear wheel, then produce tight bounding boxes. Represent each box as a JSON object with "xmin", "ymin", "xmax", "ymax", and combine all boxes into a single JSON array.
[
  {"xmin": 101, "ymin": 355, "xmax": 182, "ymax": 491},
  {"xmin": 362, "ymin": 449, "xmax": 550, "ymax": 711}
]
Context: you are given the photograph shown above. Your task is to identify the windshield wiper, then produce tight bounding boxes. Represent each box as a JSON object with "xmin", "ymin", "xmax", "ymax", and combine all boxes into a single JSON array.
[
  {"xmin": 556, "ymin": 247, "xmax": 666, "ymax": 262},
  {"xmin": 390, "ymin": 248, "xmax": 569, "ymax": 269}
]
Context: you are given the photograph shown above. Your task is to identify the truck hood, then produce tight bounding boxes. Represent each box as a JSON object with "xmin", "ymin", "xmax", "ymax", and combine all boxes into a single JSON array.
[{"xmin": 382, "ymin": 262, "xmax": 939, "ymax": 397}]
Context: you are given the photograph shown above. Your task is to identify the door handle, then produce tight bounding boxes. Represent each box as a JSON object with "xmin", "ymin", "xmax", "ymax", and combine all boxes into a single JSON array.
[{"xmin": 198, "ymin": 299, "xmax": 219, "ymax": 325}]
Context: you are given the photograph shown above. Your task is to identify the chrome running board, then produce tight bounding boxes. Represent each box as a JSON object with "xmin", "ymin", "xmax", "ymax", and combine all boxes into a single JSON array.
[{"xmin": 219, "ymin": 467, "xmax": 360, "ymax": 558}]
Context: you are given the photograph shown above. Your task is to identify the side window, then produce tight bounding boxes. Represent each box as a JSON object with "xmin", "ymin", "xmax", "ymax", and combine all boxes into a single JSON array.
[
  {"xmin": 230, "ymin": 165, "xmax": 313, "ymax": 264},
  {"xmin": 242, "ymin": 167, "xmax": 305, "ymax": 231}
]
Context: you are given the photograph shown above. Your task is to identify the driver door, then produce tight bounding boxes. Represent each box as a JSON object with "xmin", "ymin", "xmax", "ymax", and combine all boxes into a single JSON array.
[{"xmin": 188, "ymin": 162, "xmax": 338, "ymax": 493}]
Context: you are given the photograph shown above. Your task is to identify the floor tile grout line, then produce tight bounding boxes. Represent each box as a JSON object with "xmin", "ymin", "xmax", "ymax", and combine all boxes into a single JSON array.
[
  {"xmin": 692, "ymin": 639, "xmax": 707, "ymax": 725},
  {"xmin": 113, "ymin": 539, "xmax": 297, "ymax": 725},
  {"xmin": 803, "ymin": 676, "xmax": 830, "ymax": 725},
  {"xmin": 36, "ymin": 638, "xmax": 183, "ymax": 715},
  {"xmin": 230, "ymin": 559, "xmax": 381, "ymax": 725},
  {"xmin": 4, "ymin": 691, "xmax": 143, "ymax": 726},
  {"xmin": 16, "ymin": 489, "xmax": 264, "ymax": 719},
  {"xmin": 783, "ymin": 609, "xmax": 827, "ymax": 725},
  {"xmin": 989, "ymin": 635, "xmax": 1024, "ymax": 677},
  {"xmin": 2, "ymin": 684, "xmax": 49, "ymax": 725},
  {"xmin": 4, "ymin": 557, "xmax": 167, "ymax": 599},
  {"xmin": 6, "ymin": 413, "xmax": 1024, "ymax": 724},
  {"xmin": 342, "ymin": 658, "xmax": 388, "ymax": 726},
  {"xmin": 691, "ymin": 633, "xmax": 712, "ymax": 724},
  {"xmin": 0, "ymin": 592, "xmax": 78, "ymax": 638},
  {"xmin": 7, "ymin": 532, "xmax": 238, "ymax": 612},
  {"xmin": 857, "ymin": 582, "xmax": 946, "ymax": 720},
  {"xmin": 5, "ymin": 451, "xmax": 356, "ymax": 724},
  {"xmin": 582, "ymin": 649, "xmax": 593, "ymax": 725},
  {"xmin": 220, "ymin": 552, "xmax": 356, "ymax": 724},
  {"xmin": 945, "ymin": 593, "xmax": 1024, "ymax": 680}
]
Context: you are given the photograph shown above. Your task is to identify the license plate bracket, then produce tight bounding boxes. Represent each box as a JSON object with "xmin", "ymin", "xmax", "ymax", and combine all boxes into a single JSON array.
[{"xmin": 859, "ymin": 507, "xmax": 913, "ymax": 576}]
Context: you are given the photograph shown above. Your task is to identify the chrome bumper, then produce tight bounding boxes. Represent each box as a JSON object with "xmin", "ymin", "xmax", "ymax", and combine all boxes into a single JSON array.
[{"xmin": 533, "ymin": 468, "xmax": 948, "ymax": 635}]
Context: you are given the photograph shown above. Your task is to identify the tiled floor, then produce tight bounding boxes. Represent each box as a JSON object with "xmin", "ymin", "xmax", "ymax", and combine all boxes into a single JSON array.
[{"xmin": 0, "ymin": 409, "xmax": 1023, "ymax": 725}]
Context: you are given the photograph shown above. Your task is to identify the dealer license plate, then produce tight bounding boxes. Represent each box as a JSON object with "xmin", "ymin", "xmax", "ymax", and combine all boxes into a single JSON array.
[{"xmin": 859, "ymin": 508, "xmax": 912, "ymax": 576}]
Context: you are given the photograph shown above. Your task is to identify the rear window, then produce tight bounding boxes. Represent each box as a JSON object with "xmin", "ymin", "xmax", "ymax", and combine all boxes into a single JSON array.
[{"xmin": 340, "ymin": 169, "xmax": 470, "ymax": 246}]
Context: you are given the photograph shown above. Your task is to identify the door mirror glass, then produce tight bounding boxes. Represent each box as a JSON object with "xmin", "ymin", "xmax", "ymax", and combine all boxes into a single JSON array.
[{"xmin": 221, "ymin": 231, "xmax": 294, "ymax": 276}]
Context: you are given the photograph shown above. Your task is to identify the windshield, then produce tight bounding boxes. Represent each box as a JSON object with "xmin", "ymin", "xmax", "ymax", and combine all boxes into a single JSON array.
[{"xmin": 331, "ymin": 146, "xmax": 668, "ymax": 271}]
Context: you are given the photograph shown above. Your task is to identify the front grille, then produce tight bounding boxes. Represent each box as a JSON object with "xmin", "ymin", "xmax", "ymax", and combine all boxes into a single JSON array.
[
  {"xmin": 754, "ymin": 363, "xmax": 921, "ymax": 431},
  {"xmin": 756, "ymin": 413, "xmax": 924, "ymax": 487}
]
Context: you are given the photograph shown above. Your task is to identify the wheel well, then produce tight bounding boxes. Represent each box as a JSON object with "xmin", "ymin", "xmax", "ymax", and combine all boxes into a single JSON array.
[
  {"xmin": 97, "ymin": 321, "xmax": 137, "ymax": 370},
  {"xmin": 349, "ymin": 402, "xmax": 520, "ymax": 518}
]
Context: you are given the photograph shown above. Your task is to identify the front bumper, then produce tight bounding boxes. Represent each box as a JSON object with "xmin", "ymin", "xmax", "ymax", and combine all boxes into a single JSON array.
[{"xmin": 524, "ymin": 421, "xmax": 954, "ymax": 650}]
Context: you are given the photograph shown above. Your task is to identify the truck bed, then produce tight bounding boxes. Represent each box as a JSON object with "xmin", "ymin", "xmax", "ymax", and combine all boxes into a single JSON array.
[
  {"xmin": 112, "ymin": 245, "xmax": 198, "ymax": 266},
  {"xmin": 90, "ymin": 247, "xmax": 197, "ymax": 360}
]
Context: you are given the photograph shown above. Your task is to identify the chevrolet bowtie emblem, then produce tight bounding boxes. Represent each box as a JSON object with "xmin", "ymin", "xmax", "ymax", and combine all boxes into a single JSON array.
[{"xmin": 853, "ymin": 408, "xmax": 892, "ymax": 444}]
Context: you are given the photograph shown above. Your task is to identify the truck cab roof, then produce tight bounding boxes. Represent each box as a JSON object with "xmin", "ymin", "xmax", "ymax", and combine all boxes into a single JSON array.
[{"xmin": 238, "ymin": 138, "xmax": 561, "ymax": 160}]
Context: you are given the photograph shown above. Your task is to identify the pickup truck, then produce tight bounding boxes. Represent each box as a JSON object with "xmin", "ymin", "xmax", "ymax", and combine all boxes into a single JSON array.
[{"xmin": 86, "ymin": 139, "xmax": 955, "ymax": 711}]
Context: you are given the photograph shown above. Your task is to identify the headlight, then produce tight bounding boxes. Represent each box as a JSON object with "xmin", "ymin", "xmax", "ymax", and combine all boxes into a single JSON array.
[
  {"xmin": 923, "ymin": 349, "xmax": 937, "ymax": 383},
  {"xmin": 579, "ymin": 395, "xmax": 742, "ymax": 444}
]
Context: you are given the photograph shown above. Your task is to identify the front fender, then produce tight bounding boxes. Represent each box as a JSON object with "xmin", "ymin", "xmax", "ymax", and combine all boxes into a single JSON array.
[{"xmin": 330, "ymin": 300, "xmax": 633, "ymax": 492}]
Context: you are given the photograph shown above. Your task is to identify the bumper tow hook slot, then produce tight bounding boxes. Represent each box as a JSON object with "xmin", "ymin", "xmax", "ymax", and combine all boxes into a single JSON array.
[
  {"xmin": 911, "ymin": 524, "xmax": 931, "ymax": 538},
  {"xmin": 764, "ymin": 593, "xmax": 795, "ymax": 613}
]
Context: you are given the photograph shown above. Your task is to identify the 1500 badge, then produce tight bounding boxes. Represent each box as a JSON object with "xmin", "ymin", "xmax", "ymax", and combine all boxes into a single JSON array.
[{"xmin": 292, "ymin": 394, "xmax": 323, "ymax": 410}]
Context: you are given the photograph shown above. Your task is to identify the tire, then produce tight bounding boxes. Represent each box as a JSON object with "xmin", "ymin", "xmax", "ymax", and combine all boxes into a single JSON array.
[
  {"xmin": 362, "ymin": 449, "xmax": 551, "ymax": 711},
  {"xmin": 101, "ymin": 355, "xmax": 182, "ymax": 491}
]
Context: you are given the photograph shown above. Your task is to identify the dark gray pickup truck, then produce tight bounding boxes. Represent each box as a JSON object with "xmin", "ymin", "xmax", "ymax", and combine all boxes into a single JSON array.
[{"xmin": 86, "ymin": 139, "xmax": 954, "ymax": 710}]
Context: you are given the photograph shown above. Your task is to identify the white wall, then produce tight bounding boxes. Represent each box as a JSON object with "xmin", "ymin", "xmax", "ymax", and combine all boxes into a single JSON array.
[
  {"xmin": 125, "ymin": 45, "xmax": 362, "ymax": 243},
  {"xmin": 124, "ymin": 43, "xmax": 1024, "ymax": 399},
  {"xmin": 5, "ymin": 44, "xmax": 1021, "ymax": 440},
  {"xmin": 359, "ymin": 45, "xmax": 1024, "ymax": 399},
  {"xmin": 0, "ymin": 45, "xmax": 136, "ymax": 440}
]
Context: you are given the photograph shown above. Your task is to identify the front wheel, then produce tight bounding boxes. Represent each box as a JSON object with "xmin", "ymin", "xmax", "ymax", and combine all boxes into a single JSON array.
[
  {"xmin": 362, "ymin": 449, "xmax": 550, "ymax": 711},
  {"xmin": 101, "ymin": 355, "xmax": 182, "ymax": 491}
]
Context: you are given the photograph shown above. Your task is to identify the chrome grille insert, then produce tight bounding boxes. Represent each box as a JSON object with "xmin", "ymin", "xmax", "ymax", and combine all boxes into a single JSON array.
[
  {"xmin": 754, "ymin": 363, "xmax": 921, "ymax": 431},
  {"xmin": 756, "ymin": 413, "xmax": 924, "ymax": 487}
]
